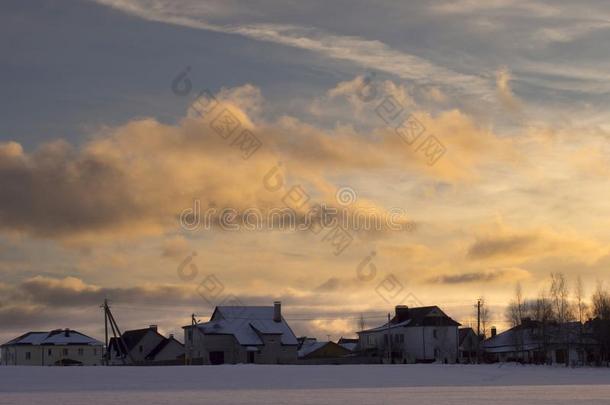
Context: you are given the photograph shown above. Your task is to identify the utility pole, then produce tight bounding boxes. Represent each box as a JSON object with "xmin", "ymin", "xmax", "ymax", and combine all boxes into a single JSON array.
[
  {"xmin": 477, "ymin": 299, "xmax": 481, "ymax": 337},
  {"xmin": 387, "ymin": 313, "xmax": 392, "ymax": 364},
  {"xmin": 476, "ymin": 299, "xmax": 481, "ymax": 363},
  {"xmin": 359, "ymin": 313, "xmax": 365, "ymax": 332},
  {"xmin": 103, "ymin": 298, "xmax": 108, "ymax": 365},
  {"xmin": 102, "ymin": 299, "xmax": 135, "ymax": 365}
]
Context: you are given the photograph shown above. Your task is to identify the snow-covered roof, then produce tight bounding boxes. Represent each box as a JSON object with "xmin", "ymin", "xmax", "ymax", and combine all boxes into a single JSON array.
[
  {"xmin": 2, "ymin": 329, "xmax": 103, "ymax": 346},
  {"xmin": 358, "ymin": 306, "xmax": 460, "ymax": 334},
  {"xmin": 359, "ymin": 319, "xmax": 411, "ymax": 333},
  {"xmin": 339, "ymin": 342, "xmax": 358, "ymax": 351},
  {"xmin": 298, "ymin": 341, "xmax": 327, "ymax": 358},
  {"xmin": 482, "ymin": 322, "xmax": 597, "ymax": 353},
  {"xmin": 194, "ymin": 306, "xmax": 298, "ymax": 346}
]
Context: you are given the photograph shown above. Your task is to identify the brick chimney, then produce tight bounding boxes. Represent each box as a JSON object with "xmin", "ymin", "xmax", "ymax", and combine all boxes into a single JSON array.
[
  {"xmin": 395, "ymin": 305, "xmax": 410, "ymax": 321},
  {"xmin": 149, "ymin": 325, "xmax": 158, "ymax": 331},
  {"xmin": 491, "ymin": 326, "xmax": 497, "ymax": 337},
  {"xmin": 273, "ymin": 301, "xmax": 281, "ymax": 322},
  {"xmin": 64, "ymin": 328, "xmax": 70, "ymax": 337}
]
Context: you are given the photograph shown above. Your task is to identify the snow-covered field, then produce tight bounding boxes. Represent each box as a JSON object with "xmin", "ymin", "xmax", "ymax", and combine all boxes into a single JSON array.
[{"xmin": 1, "ymin": 364, "xmax": 609, "ymax": 404}]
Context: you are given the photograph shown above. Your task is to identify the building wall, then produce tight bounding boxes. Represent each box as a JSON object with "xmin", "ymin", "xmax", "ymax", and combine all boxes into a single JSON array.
[
  {"xmin": 359, "ymin": 325, "xmax": 458, "ymax": 364},
  {"xmin": 109, "ymin": 330, "xmax": 165, "ymax": 365},
  {"xmin": 184, "ymin": 327, "xmax": 297, "ymax": 364},
  {"xmin": 153, "ymin": 339, "xmax": 185, "ymax": 363},
  {"xmin": 254, "ymin": 334, "xmax": 297, "ymax": 364},
  {"xmin": 1, "ymin": 345, "xmax": 102, "ymax": 366}
]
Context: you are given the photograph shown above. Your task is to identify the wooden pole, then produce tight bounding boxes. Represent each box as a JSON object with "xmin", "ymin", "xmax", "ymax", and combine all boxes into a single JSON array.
[
  {"xmin": 387, "ymin": 313, "xmax": 392, "ymax": 364},
  {"xmin": 476, "ymin": 299, "xmax": 481, "ymax": 363},
  {"xmin": 104, "ymin": 298, "xmax": 109, "ymax": 365}
]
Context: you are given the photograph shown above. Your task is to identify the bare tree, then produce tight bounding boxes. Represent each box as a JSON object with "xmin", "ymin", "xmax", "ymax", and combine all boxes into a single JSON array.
[
  {"xmin": 592, "ymin": 280, "xmax": 610, "ymax": 319},
  {"xmin": 480, "ymin": 299, "xmax": 491, "ymax": 339},
  {"xmin": 550, "ymin": 272, "xmax": 575, "ymax": 366},
  {"xmin": 525, "ymin": 290, "xmax": 554, "ymax": 364},
  {"xmin": 550, "ymin": 272, "xmax": 574, "ymax": 324},
  {"xmin": 591, "ymin": 281, "xmax": 610, "ymax": 362},
  {"xmin": 516, "ymin": 282, "xmax": 523, "ymax": 321},
  {"xmin": 575, "ymin": 276, "xmax": 588, "ymax": 324},
  {"xmin": 505, "ymin": 282, "xmax": 524, "ymax": 327}
]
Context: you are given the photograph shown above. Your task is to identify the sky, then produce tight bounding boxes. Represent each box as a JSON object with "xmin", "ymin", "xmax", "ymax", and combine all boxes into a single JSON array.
[{"xmin": 1, "ymin": 0, "xmax": 610, "ymax": 344}]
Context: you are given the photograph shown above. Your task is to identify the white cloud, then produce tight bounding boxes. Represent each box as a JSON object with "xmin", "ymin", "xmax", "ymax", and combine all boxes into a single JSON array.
[{"xmin": 92, "ymin": 0, "xmax": 494, "ymax": 98}]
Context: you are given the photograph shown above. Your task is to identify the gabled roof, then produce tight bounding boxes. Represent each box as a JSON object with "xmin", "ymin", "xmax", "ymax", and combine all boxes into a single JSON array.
[
  {"xmin": 482, "ymin": 322, "xmax": 598, "ymax": 353},
  {"xmin": 190, "ymin": 306, "xmax": 298, "ymax": 346},
  {"xmin": 297, "ymin": 340, "xmax": 351, "ymax": 358},
  {"xmin": 482, "ymin": 323, "xmax": 543, "ymax": 353},
  {"xmin": 298, "ymin": 341, "xmax": 327, "ymax": 358},
  {"xmin": 108, "ymin": 327, "xmax": 163, "ymax": 355},
  {"xmin": 390, "ymin": 306, "xmax": 460, "ymax": 327},
  {"xmin": 2, "ymin": 330, "xmax": 102, "ymax": 346},
  {"xmin": 145, "ymin": 336, "xmax": 184, "ymax": 360},
  {"xmin": 458, "ymin": 328, "xmax": 477, "ymax": 345},
  {"xmin": 358, "ymin": 306, "xmax": 460, "ymax": 334},
  {"xmin": 339, "ymin": 342, "xmax": 358, "ymax": 351}
]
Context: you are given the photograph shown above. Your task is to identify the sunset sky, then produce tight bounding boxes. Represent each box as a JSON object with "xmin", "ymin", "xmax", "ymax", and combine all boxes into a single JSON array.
[{"xmin": 1, "ymin": 0, "xmax": 610, "ymax": 344}]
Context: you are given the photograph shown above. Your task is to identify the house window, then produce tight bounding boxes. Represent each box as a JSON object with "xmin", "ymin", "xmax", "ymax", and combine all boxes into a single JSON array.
[
  {"xmin": 399, "ymin": 334, "xmax": 404, "ymax": 343},
  {"xmin": 78, "ymin": 348, "xmax": 84, "ymax": 356},
  {"xmin": 433, "ymin": 329, "xmax": 437, "ymax": 339},
  {"xmin": 367, "ymin": 335, "xmax": 375, "ymax": 345},
  {"xmin": 187, "ymin": 329, "xmax": 193, "ymax": 342},
  {"xmin": 93, "ymin": 348, "xmax": 98, "ymax": 356},
  {"xmin": 25, "ymin": 352, "xmax": 31, "ymax": 360},
  {"xmin": 139, "ymin": 345, "xmax": 143, "ymax": 353},
  {"xmin": 63, "ymin": 348, "xmax": 68, "ymax": 356},
  {"xmin": 48, "ymin": 349, "xmax": 52, "ymax": 356}
]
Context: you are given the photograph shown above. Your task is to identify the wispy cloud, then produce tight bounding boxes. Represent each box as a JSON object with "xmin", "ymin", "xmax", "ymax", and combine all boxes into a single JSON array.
[{"xmin": 92, "ymin": 0, "xmax": 493, "ymax": 98}]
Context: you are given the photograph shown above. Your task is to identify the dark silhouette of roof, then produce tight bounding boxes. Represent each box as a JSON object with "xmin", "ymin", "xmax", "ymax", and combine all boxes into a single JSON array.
[
  {"xmin": 108, "ymin": 327, "xmax": 162, "ymax": 356},
  {"xmin": 145, "ymin": 336, "xmax": 184, "ymax": 360},
  {"xmin": 390, "ymin": 306, "xmax": 461, "ymax": 327},
  {"xmin": 2, "ymin": 329, "xmax": 102, "ymax": 346}
]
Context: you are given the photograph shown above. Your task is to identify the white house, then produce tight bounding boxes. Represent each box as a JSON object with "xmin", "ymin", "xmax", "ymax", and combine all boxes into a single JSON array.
[
  {"xmin": 1, "ymin": 329, "xmax": 103, "ymax": 366},
  {"xmin": 183, "ymin": 301, "xmax": 298, "ymax": 365},
  {"xmin": 358, "ymin": 305, "xmax": 460, "ymax": 364},
  {"xmin": 482, "ymin": 319, "xmax": 598, "ymax": 365},
  {"xmin": 108, "ymin": 325, "xmax": 184, "ymax": 365}
]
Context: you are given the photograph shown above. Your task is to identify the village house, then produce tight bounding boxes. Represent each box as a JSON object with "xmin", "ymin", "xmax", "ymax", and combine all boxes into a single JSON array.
[
  {"xmin": 183, "ymin": 301, "xmax": 298, "ymax": 365},
  {"xmin": 458, "ymin": 327, "xmax": 480, "ymax": 363},
  {"xmin": 337, "ymin": 337, "xmax": 359, "ymax": 352},
  {"xmin": 482, "ymin": 318, "xmax": 599, "ymax": 365},
  {"xmin": 108, "ymin": 325, "xmax": 184, "ymax": 365},
  {"xmin": 297, "ymin": 338, "xmax": 352, "ymax": 360},
  {"xmin": 1, "ymin": 329, "xmax": 103, "ymax": 366},
  {"xmin": 358, "ymin": 305, "xmax": 460, "ymax": 363}
]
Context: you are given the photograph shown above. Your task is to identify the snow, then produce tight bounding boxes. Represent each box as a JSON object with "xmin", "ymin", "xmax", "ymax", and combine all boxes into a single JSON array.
[
  {"xmin": 0, "ymin": 364, "xmax": 609, "ymax": 404},
  {"xmin": 298, "ymin": 341, "xmax": 327, "ymax": 358},
  {"xmin": 4, "ymin": 330, "xmax": 103, "ymax": 346},
  {"xmin": 194, "ymin": 306, "xmax": 298, "ymax": 346}
]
